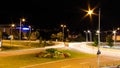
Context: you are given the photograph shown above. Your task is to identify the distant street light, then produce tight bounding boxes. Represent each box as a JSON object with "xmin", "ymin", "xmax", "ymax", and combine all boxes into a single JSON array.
[
  {"xmin": 19, "ymin": 18, "xmax": 25, "ymax": 40},
  {"xmin": 28, "ymin": 25, "xmax": 31, "ymax": 40},
  {"xmin": 117, "ymin": 27, "xmax": 120, "ymax": 30},
  {"xmin": 10, "ymin": 24, "xmax": 15, "ymax": 46},
  {"xmin": 67, "ymin": 29, "xmax": 69, "ymax": 38},
  {"xmin": 11, "ymin": 24, "xmax": 15, "ymax": 35},
  {"xmin": 84, "ymin": 30, "xmax": 88, "ymax": 42},
  {"xmin": 61, "ymin": 24, "xmax": 66, "ymax": 42},
  {"xmin": 113, "ymin": 30, "xmax": 116, "ymax": 46},
  {"xmin": 87, "ymin": 30, "xmax": 92, "ymax": 42}
]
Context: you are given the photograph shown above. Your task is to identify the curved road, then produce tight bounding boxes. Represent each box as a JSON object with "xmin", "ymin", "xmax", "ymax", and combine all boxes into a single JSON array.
[{"xmin": 21, "ymin": 42, "xmax": 120, "ymax": 68}]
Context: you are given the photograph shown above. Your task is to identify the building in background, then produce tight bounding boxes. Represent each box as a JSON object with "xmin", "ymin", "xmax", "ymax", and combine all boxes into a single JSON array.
[
  {"xmin": 0, "ymin": 24, "xmax": 31, "ymax": 40},
  {"xmin": 112, "ymin": 29, "xmax": 120, "ymax": 42}
]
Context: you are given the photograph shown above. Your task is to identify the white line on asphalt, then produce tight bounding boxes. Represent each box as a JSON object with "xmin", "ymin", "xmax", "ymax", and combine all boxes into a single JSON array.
[
  {"xmin": 20, "ymin": 58, "xmax": 78, "ymax": 68},
  {"xmin": 79, "ymin": 62, "xmax": 89, "ymax": 64},
  {"xmin": 61, "ymin": 65, "xmax": 71, "ymax": 68}
]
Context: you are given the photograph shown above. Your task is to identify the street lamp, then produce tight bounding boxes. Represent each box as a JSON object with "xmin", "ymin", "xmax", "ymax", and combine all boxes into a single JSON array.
[
  {"xmin": 61, "ymin": 24, "xmax": 66, "ymax": 42},
  {"xmin": 117, "ymin": 27, "xmax": 120, "ymax": 30},
  {"xmin": 84, "ymin": 30, "xmax": 88, "ymax": 42},
  {"xmin": 28, "ymin": 25, "xmax": 31, "ymax": 40},
  {"xmin": 19, "ymin": 18, "xmax": 25, "ymax": 40},
  {"xmin": 87, "ymin": 8, "xmax": 101, "ymax": 68},
  {"xmin": 10, "ymin": 24, "xmax": 15, "ymax": 46},
  {"xmin": 67, "ymin": 29, "xmax": 69, "ymax": 38},
  {"xmin": 113, "ymin": 30, "xmax": 116, "ymax": 46},
  {"xmin": 11, "ymin": 24, "xmax": 15, "ymax": 35},
  {"xmin": 97, "ymin": 8, "xmax": 101, "ymax": 68},
  {"xmin": 87, "ymin": 30, "xmax": 92, "ymax": 42}
]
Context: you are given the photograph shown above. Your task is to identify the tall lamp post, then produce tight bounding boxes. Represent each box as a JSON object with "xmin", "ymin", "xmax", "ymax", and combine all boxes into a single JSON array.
[
  {"xmin": 67, "ymin": 29, "xmax": 69, "ymax": 38},
  {"xmin": 96, "ymin": 8, "xmax": 101, "ymax": 68},
  {"xmin": 61, "ymin": 24, "xmax": 66, "ymax": 42},
  {"xmin": 28, "ymin": 25, "xmax": 31, "ymax": 40},
  {"xmin": 87, "ymin": 8, "xmax": 101, "ymax": 68},
  {"xmin": 11, "ymin": 24, "xmax": 15, "ymax": 37},
  {"xmin": 19, "ymin": 18, "xmax": 25, "ymax": 40},
  {"xmin": 87, "ymin": 30, "xmax": 92, "ymax": 42},
  {"xmin": 84, "ymin": 30, "xmax": 88, "ymax": 42},
  {"xmin": 113, "ymin": 30, "xmax": 116, "ymax": 46},
  {"xmin": 10, "ymin": 24, "xmax": 15, "ymax": 46}
]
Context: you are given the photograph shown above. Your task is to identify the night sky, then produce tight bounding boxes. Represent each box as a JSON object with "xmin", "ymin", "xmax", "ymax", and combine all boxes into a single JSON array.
[{"xmin": 0, "ymin": 0, "xmax": 120, "ymax": 34}]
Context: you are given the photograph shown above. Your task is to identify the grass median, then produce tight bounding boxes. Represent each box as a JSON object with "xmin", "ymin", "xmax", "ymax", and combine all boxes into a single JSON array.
[{"xmin": 1, "ymin": 40, "xmax": 55, "ymax": 51}]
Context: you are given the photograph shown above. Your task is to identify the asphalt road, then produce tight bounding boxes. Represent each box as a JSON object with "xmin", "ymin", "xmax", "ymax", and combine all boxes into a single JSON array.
[
  {"xmin": 21, "ymin": 42, "xmax": 120, "ymax": 68},
  {"xmin": 0, "ymin": 42, "xmax": 120, "ymax": 68},
  {"xmin": 21, "ymin": 55, "xmax": 119, "ymax": 68}
]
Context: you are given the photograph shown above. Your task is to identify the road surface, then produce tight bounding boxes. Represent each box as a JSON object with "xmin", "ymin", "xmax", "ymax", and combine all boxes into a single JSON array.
[{"xmin": 21, "ymin": 42, "xmax": 120, "ymax": 68}]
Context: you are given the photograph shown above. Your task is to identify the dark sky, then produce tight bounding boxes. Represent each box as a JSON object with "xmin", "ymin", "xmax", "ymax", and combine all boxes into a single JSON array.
[{"xmin": 0, "ymin": 0, "xmax": 120, "ymax": 33}]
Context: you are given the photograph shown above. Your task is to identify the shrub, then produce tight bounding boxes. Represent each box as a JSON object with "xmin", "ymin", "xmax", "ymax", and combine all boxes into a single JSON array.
[
  {"xmin": 64, "ymin": 53, "xmax": 71, "ymax": 58},
  {"xmin": 106, "ymin": 35, "xmax": 113, "ymax": 47},
  {"xmin": 36, "ymin": 51, "xmax": 45, "ymax": 57},
  {"xmin": 43, "ymin": 53, "xmax": 52, "ymax": 58},
  {"xmin": 36, "ymin": 48, "xmax": 71, "ymax": 58},
  {"xmin": 92, "ymin": 36, "xmax": 98, "ymax": 46},
  {"xmin": 46, "ymin": 48, "xmax": 57, "ymax": 53}
]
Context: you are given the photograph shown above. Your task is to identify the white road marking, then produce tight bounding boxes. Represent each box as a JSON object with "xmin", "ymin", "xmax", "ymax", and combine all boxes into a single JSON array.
[
  {"xmin": 61, "ymin": 65, "xmax": 71, "ymax": 68},
  {"xmin": 79, "ymin": 62, "xmax": 89, "ymax": 64}
]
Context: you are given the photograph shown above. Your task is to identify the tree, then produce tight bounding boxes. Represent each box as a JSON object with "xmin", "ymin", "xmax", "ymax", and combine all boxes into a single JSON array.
[
  {"xmin": 51, "ymin": 34, "xmax": 57, "ymax": 41},
  {"xmin": 106, "ymin": 35, "xmax": 113, "ymax": 47},
  {"xmin": 56, "ymin": 32, "xmax": 63, "ymax": 41},
  {"xmin": 30, "ymin": 31, "xmax": 40, "ymax": 40},
  {"xmin": 39, "ymin": 37, "xmax": 42, "ymax": 44},
  {"xmin": 35, "ymin": 31, "xmax": 40, "ymax": 39},
  {"xmin": 93, "ymin": 35, "xmax": 98, "ymax": 46},
  {"xmin": 50, "ymin": 32, "xmax": 63, "ymax": 41}
]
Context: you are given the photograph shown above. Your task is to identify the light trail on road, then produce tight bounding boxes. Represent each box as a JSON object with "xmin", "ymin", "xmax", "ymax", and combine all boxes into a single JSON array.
[{"xmin": 69, "ymin": 42, "xmax": 120, "ymax": 59}]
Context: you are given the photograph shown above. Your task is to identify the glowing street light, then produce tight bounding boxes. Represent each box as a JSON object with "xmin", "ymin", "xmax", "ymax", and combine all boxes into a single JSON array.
[
  {"xmin": 11, "ymin": 24, "xmax": 15, "ymax": 27},
  {"xmin": 11, "ymin": 24, "xmax": 15, "ymax": 35},
  {"xmin": 61, "ymin": 24, "xmax": 66, "ymax": 42},
  {"xmin": 10, "ymin": 24, "xmax": 15, "ymax": 46},
  {"xmin": 87, "ymin": 9, "xmax": 93, "ymax": 18},
  {"xmin": 88, "ymin": 10, "xmax": 93, "ymax": 14},
  {"xmin": 19, "ymin": 18, "xmax": 25, "ymax": 40},
  {"xmin": 117, "ymin": 27, "xmax": 120, "ymax": 30}
]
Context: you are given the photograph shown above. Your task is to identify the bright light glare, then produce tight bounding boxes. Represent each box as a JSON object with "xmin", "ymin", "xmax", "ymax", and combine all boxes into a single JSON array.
[
  {"xmin": 113, "ymin": 30, "xmax": 116, "ymax": 34},
  {"xmin": 11, "ymin": 24, "xmax": 15, "ymax": 27},
  {"xmin": 81, "ymin": 3, "xmax": 97, "ymax": 21},
  {"xmin": 61, "ymin": 24, "xmax": 66, "ymax": 27},
  {"xmin": 22, "ymin": 27, "xmax": 30, "ymax": 30},
  {"xmin": 96, "ymin": 30, "xmax": 100, "ymax": 33},
  {"xmin": 88, "ymin": 10, "xmax": 93, "ymax": 15},
  {"xmin": 21, "ymin": 18, "xmax": 26, "ymax": 22}
]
